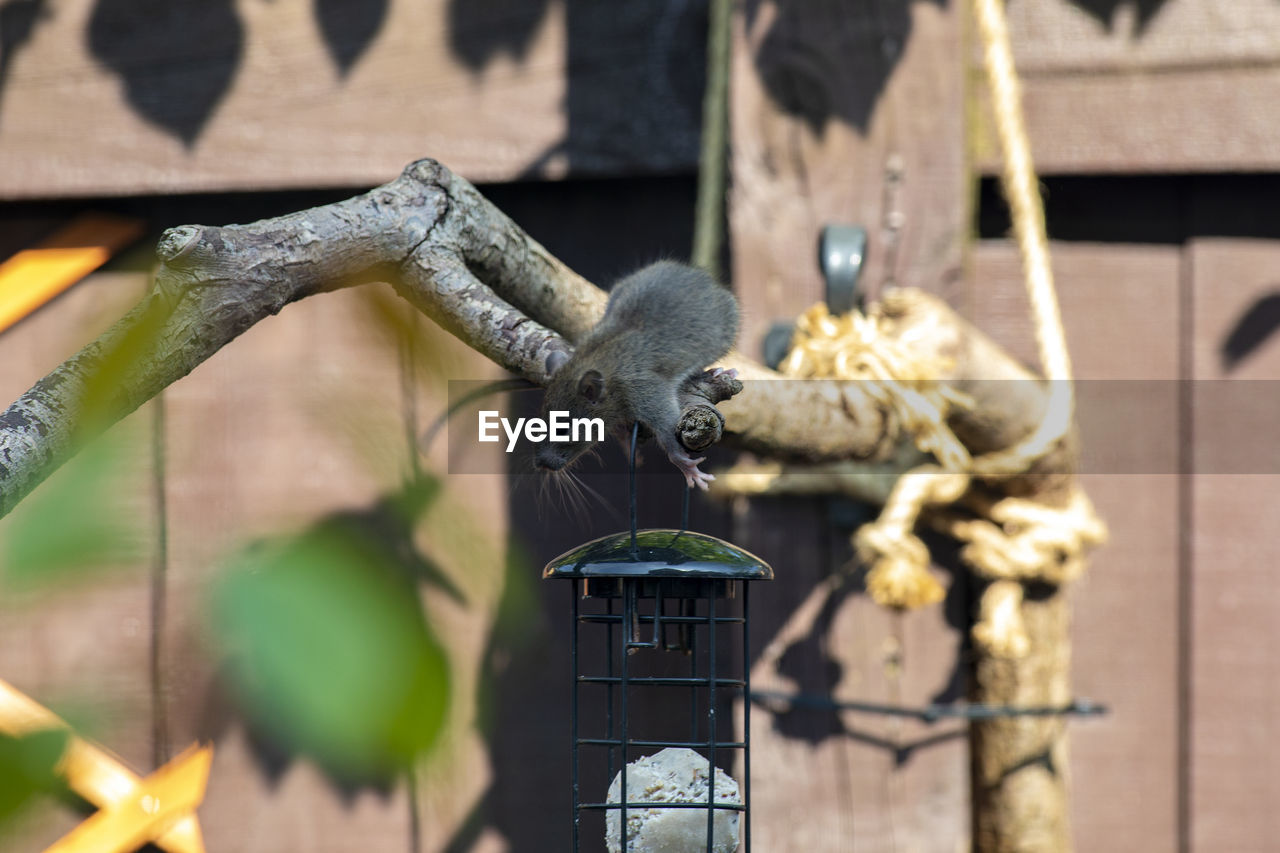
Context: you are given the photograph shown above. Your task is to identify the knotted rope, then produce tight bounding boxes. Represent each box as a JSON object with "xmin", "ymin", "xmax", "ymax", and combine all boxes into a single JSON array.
[{"xmin": 774, "ymin": 0, "xmax": 1106, "ymax": 655}]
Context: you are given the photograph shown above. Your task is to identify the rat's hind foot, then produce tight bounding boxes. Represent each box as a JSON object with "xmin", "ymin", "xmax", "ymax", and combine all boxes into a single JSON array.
[
  {"xmin": 667, "ymin": 447, "xmax": 715, "ymax": 491},
  {"xmin": 709, "ymin": 366, "xmax": 738, "ymax": 381}
]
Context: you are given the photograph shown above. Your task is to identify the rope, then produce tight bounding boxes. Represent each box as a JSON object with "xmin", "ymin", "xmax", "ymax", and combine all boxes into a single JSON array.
[
  {"xmin": 853, "ymin": 466, "xmax": 968, "ymax": 609},
  {"xmin": 972, "ymin": 0, "xmax": 1072, "ymax": 388},
  {"xmin": 780, "ymin": 301, "xmax": 974, "ymax": 471},
  {"xmin": 964, "ymin": 0, "xmax": 1077, "ymax": 482},
  {"xmin": 944, "ymin": 489, "xmax": 1109, "ymax": 587},
  {"xmin": 971, "ymin": 580, "xmax": 1029, "ymax": 659},
  {"xmin": 767, "ymin": 0, "xmax": 1107, "ymax": 654}
]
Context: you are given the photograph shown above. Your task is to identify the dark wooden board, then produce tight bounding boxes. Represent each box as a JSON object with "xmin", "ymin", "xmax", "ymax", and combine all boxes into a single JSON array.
[
  {"xmin": 971, "ymin": 241, "xmax": 1182, "ymax": 852},
  {"xmin": 1186, "ymin": 238, "xmax": 1280, "ymax": 852}
]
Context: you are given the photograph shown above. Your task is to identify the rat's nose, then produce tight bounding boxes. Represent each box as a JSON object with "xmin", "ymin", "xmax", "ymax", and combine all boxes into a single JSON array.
[{"xmin": 534, "ymin": 448, "xmax": 565, "ymax": 472}]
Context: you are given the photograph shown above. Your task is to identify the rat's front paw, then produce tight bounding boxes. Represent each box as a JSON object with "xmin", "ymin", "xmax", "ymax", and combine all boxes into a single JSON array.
[
  {"xmin": 668, "ymin": 448, "xmax": 715, "ymax": 491},
  {"xmin": 685, "ymin": 466, "xmax": 715, "ymax": 491}
]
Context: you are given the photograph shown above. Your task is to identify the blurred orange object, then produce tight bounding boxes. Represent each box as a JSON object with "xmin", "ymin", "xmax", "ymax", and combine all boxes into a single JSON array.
[
  {"xmin": 0, "ymin": 679, "xmax": 210, "ymax": 853},
  {"xmin": 0, "ymin": 213, "xmax": 144, "ymax": 334}
]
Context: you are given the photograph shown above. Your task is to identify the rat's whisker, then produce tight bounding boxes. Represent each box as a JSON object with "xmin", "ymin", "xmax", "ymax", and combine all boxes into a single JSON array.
[
  {"xmin": 565, "ymin": 471, "xmax": 597, "ymax": 528},
  {"xmin": 568, "ymin": 470, "xmax": 621, "ymax": 524}
]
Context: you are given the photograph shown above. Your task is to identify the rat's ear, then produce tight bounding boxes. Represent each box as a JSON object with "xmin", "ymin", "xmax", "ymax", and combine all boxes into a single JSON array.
[
  {"xmin": 545, "ymin": 348, "xmax": 570, "ymax": 376},
  {"xmin": 578, "ymin": 369, "xmax": 605, "ymax": 403}
]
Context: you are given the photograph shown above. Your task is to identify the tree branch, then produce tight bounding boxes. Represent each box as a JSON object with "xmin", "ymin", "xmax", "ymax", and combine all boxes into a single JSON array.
[
  {"xmin": 0, "ymin": 159, "xmax": 896, "ymax": 519},
  {"xmin": 0, "ymin": 157, "xmax": 1062, "ymax": 522}
]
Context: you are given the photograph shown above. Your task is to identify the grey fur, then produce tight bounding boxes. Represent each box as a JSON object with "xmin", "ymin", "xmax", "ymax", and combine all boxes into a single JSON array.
[{"xmin": 536, "ymin": 261, "xmax": 739, "ymax": 488}]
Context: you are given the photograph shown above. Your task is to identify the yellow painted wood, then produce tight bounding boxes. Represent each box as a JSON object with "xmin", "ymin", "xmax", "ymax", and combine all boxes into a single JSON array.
[
  {"xmin": 42, "ymin": 744, "xmax": 212, "ymax": 853},
  {"xmin": 0, "ymin": 679, "xmax": 209, "ymax": 853},
  {"xmin": 0, "ymin": 214, "xmax": 144, "ymax": 333}
]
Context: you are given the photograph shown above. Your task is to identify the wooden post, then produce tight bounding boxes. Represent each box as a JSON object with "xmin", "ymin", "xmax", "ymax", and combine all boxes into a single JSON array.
[{"xmin": 729, "ymin": 2, "xmax": 972, "ymax": 848}]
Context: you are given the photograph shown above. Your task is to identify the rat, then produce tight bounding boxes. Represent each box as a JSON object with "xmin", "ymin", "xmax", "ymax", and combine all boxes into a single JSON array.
[{"xmin": 534, "ymin": 260, "xmax": 739, "ymax": 490}]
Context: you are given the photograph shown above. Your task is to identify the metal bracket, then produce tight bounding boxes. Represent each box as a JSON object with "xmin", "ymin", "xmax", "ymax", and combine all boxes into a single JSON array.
[
  {"xmin": 818, "ymin": 224, "xmax": 867, "ymax": 314},
  {"xmin": 760, "ymin": 223, "xmax": 869, "ymax": 369}
]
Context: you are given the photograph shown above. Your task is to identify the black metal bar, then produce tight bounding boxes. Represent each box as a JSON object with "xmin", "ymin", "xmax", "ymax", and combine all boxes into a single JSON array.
[
  {"xmin": 620, "ymin": 580, "xmax": 632, "ymax": 849},
  {"xmin": 652, "ymin": 582, "xmax": 663, "ymax": 649},
  {"xmin": 580, "ymin": 801, "xmax": 747, "ymax": 812},
  {"xmin": 577, "ymin": 738, "xmax": 747, "ymax": 749},
  {"xmin": 578, "ymin": 676, "xmax": 746, "ymax": 687},
  {"xmin": 688, "ymin": 597, "xmax": 698, "ymax": 742},
  {"xmin": 680, "ymin": 481, "xmax": 691, "ymax": 532},
  {"xmin": 707, "ymin": 584, "xmax": 717, "ymax": 849},
  {"xmin": 605, "ymin": 595, "xmax": 615, "ymax": 801},
  {"xmin": 750, "ymin": 690, "xmax": 1109, "ymax": 722},
  {"xmin": 570, "ymin": 585, "xmax": 580, "ymax": 851},
  {"xmin": 625, "ymin": 581, "xmax": 641, "ymax": 647},
  {"xmin": 580, "ymin": 614, "xmax": 744, "ymax": 626},
  {"xmin": 743, "ymin": 582, "xmax": 752, "ymax": 852},
  {"xmin": 628, "ymin": 423, "xmax": 639, "ymax": 556}
]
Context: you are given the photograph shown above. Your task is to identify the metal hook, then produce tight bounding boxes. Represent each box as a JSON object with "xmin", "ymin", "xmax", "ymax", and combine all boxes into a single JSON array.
[
  {"xmin": 818, "ymin": 224, "xmax": 868, "ymax": 314},
  {"xmin": 761, "ymin": 223, "xmax": 869, "ymax": 370}
]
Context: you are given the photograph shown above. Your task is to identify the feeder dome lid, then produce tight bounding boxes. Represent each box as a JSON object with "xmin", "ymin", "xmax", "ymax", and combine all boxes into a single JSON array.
[{"xmin": 542, "ymin": 529, "xmax": 774, "ymax": 580}]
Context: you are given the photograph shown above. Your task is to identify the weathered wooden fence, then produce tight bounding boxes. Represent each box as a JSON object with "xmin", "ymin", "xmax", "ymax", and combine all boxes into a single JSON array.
[{"xmin": 2, "ymin": 1, "xmax": 1279, "ymax": 850}]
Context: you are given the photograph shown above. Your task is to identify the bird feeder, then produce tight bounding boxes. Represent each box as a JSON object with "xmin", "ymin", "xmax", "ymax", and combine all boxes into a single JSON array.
[{"xmin": 543, "ymin": 527, "xmax": 773, "ymax": 852}]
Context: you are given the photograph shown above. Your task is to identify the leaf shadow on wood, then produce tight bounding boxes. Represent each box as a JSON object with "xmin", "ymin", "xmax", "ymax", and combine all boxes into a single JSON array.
[
  {"xmin": 446, "ymin": 0, "xmax": 706, "ymax": 177},
  {"xmin": 87, "ymin": 0, "xmax": 243, "ymax": 147},
  {"xmin": 1220, "ymin": 290, "xmax": 1280, "ymax": 373},
  {"xmin": 762, "ymin": 521, "xmax": 971, "ymax": 767},
  {"xmin": 196, "ymin": 474, "xmax": 460, "ymax": 798},
  {"xmin": 1058, "ymin": 0, "xmax": 1171, "ymax": 35},
  {"xmin": 313, "ymin": 0, "xmax": 390, "ymax": 77},
  {"xmin": 743, "ymin": 0, "xmax": 946, "ymax": 136},
  {"xmin": 438, "ymin": 537, "xmax": 549, "ymax": 853},
  {"xmin": 0, "ymin": 0, "xmax": 47, "ymax": 122},
  {"xmin": 445, "ymin": 0, "xmax": 553, "ymax": 71}
]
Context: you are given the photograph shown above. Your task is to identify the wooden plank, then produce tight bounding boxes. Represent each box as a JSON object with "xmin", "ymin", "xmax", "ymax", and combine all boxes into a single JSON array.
[
  {"xmin": 971, "ymin": 241, "xmax": 1181, "ymax": 852},
  {"xmin": 973, "ymin": 64, "xmax": 1280, "ymax": 174},
  {"xmin": 0, "ymin": 0, "xmax": 704, "ymax": 199},
  {"xmin": 730, "ymin": 2, "xmax": 970, "ymax": 848},
  {"xmin": 0, "ymin": 271, "xmax": 157, "ymax": 850},
  {"xmin": 967, "ymin": 241, "xmax": 1182, "ymax": 379},
  {"xmin": 1002, "ymin": 0, "xmax": 1280, "ymax": 74},
  {"xmin": 972, "ymin": 0, "xmax": 1280, "ymax": 174},
  {"xmin": 1187, "ymin": 238, "xmax": 1280, "ymax": 853}
]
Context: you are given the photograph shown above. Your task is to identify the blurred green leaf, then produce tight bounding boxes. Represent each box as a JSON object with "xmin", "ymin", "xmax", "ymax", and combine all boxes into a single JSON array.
[
  {"xmin": 1, "ymin": 433, "xmax": 144, "ymax": 591},
  {"xmin": 0, "ymin": 729, "xmax": 70, "ymax": 830},
  {"xmin": 78, "ymin": 291, "xmax": 173, "ymax": 432},
  {"xmin": 210, "ymin": 523, "xmax": 450, "ymax": 781},
  {"xmin": 355, "ymin": 284, "xmax": 458, "ymax": 389}
]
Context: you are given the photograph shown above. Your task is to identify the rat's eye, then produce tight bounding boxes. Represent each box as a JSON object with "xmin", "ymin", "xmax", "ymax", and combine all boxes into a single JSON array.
[{"xmin": 578, "ymin": 370, "xmax": 604, "ymax": 404}]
